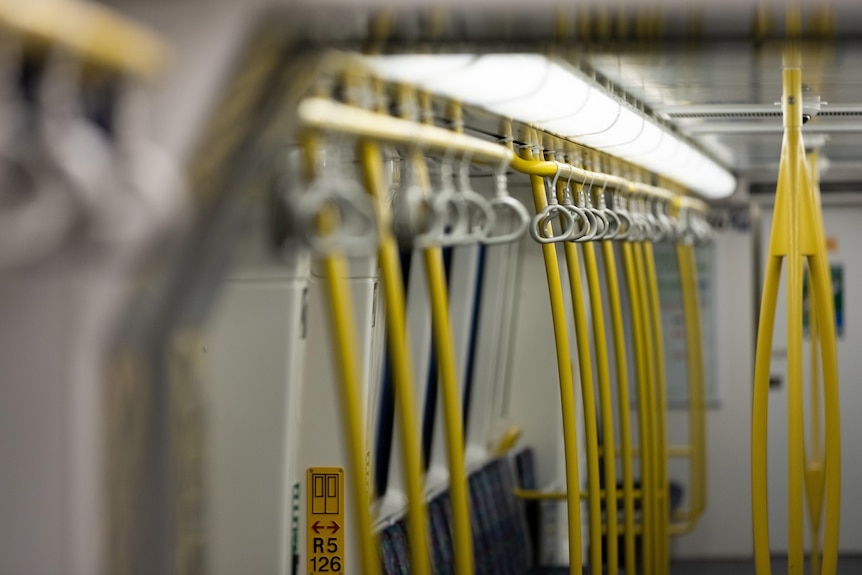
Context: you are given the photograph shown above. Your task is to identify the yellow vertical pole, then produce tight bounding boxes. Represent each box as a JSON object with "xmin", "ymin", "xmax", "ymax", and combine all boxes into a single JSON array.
[
  {"xmin": 633, "ymin": 241, "xmax": 660, "ymax": 575},
  {"xmin": 602, "ymin": 240, "xmax": 637, "ymax": 575},
  {"xmin": 781, "ymin": 39, "xmax": 805, "ymax": 575},
  {"xmin": 690, "ymin": 246, "xmax": 707, "ymax": 520},
  {"xmin": 553, "ymin": 169, "xmax": 603, "ymax": 575},
  {"xmin": 582, "ymin": 152, "xmax": 618, "ymax": 575},
  {"xmin": 752, "ymin": 16, "xmax": 841, "ymax": 573},
  {"xmin": 303, "ymin": 135, "xmax": 380, "ymax": 575},
  {"xmin": 358, "ymin": 139, "xmax": 432, "ymax": 575},
  {"xmin": 644, "ymin": 241, "xmax": 670, "ymax": 575},
  {"xmin": 416, "ymin": 98, "xmax": 475, "ymax": 575},
  {"xmin": 522, "ymin": 140, "xmax": 583, "ymax": 575},
  {"xmin": 622, "ymin": 241, "xmax": 654, "ymax": 575},
  {"xmin": 583, "ymin": 240, "xmax": 619, "ymax": 575}
]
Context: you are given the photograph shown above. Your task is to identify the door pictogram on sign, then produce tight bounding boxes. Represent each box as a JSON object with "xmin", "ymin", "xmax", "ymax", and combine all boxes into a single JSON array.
[{"xmin": 307, "ymin": 467, "xmax": 344, "ymax": 574}]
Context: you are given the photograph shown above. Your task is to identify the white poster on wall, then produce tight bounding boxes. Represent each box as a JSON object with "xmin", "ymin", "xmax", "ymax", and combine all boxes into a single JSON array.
[{"xmin": 652, "ymin": 242, "xmax": 718, "ymax": 406}]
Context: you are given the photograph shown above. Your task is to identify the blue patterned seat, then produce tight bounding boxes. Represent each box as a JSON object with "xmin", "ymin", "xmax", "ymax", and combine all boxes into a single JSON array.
[
  {"xmin": 380, "ymin": 457, "xmax": 593, "ymax": 575},
  {"xmin": 379, "ymin": 520, "xmax": 410, "ymax": 575}
]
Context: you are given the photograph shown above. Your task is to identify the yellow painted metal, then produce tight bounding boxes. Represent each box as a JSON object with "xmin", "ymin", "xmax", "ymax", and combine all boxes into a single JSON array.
[
  {"xmin": 583, "ymin": 240, "xmax": 619, "ymax": 575},
  {"xmin": 553, "ymin": 174, "xmax": 603, "ymax": 575},
  {"xmin": 634, "ymin": 241, "xmax": 664, "ymax": 575},
  {"xmin": 669, "ymin": 242, "xmax": 707, "ymax": 535},
  {"xmin": 357, "ymin": 140, "xmax": 431, "ymax": 575},
  {"xmin": 751, "ymin": 37, "xmax": 841, "ymax": 575},
  {"xmin": 622, "ymin": 242, "xmax": 655, "ymax": 575},
  {"xmin": 493, "ymin": 426, "xmax": 524, "ymax": 457},
  {"xmin": 602, "ymin": 240, "xmax": 637, "ymax": 575},
  {"xmin": 644, "ymin": 242, "xmax": 670, "ymax": 575},
  {"xmin": 415, "ymin": 99, "xmax": 475, "ymax": 575},
  {"xmin": 685, "ymin": 244, "xmax": 707, "ymax": 521},
  {"xmin": 304, "ymin": 136, "xmax": 380, "ymax": 575},
  {"xmin": 806, "ymin": 262, "xmax": 824, "ymax": 575},
  {"xmin": 513, "ymin": 488, "xmax": 645, "ymax": 502},
  {"xmin": 521, "ymin": 140, "xmax": 582, "ymax": 575},
  {"xmin": 803, "ymin": 150, "xmax": 826, "ymax": 575},
  {"xmin": 0, "ymin": 0, "xmax": 166, "ymax": 76},
  {"xmin": 299, "ymin": 98, "xmax": 510, "ymax": 165}
]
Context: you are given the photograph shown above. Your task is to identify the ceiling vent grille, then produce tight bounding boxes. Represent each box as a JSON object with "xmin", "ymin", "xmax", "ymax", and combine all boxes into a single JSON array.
[{"xmin": 660, "ymin": 105, "xmax": 862, "ymax": 121}]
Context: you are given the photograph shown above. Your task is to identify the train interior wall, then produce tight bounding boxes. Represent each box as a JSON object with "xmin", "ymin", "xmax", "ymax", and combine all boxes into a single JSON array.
[{"xmin": 44, "ymin": 1, "xmax": 858, "ymax": 570}]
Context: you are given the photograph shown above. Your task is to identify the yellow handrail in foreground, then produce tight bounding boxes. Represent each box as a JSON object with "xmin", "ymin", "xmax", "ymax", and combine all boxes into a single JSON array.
[
  {"xmin": 0, "ymin": 0, "xmax": 166, "ymax": 76},
  {"xmin": 602, "ymin": 241, "xmax": 637, "ymax": 575},
  {"xmin": 521, "ymin": 142, "xmax": 583, "ymax": 575},
  {"xmin": 551, "ymin": 171, "xmax": 605, "ymax": 575},
  {"xmin": 304, "ymin": 137, "xmax": 380, "ymax": 575},
  {"xmin": 622, "ymin": 241, "xmax": 655, "ymax": 575},
  {"xmin": 751, "ymin": 35, "xmax": 841, "ymax": 575},
  {"xmin": 358, "ymin": 140, "xmax": 432, "ymax": 575},
  {"xmin": 643, "ymin": 242, "xmax": 671, "ymax": 575}
]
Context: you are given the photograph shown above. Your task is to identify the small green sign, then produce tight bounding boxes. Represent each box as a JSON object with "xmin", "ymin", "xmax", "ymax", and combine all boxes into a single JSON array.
[{"xmin": 803, "ymin": 264, "xmax": 843, "ymax": 337}]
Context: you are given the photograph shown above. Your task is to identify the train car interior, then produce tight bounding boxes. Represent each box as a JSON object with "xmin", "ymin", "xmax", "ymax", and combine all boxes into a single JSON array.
[{"xmin": 3, "ymin": 1, "xmax": 862, "ymax": 574}]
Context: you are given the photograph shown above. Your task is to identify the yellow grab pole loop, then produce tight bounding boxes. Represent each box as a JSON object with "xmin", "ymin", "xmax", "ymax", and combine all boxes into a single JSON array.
[
  {"xmin": 752, "ymin": 38, "xmax": 841, "ymax": 575},
  {"xmin": 803, "ymin": 149, "xmax": 829, "ymax": 575},
  {"xmin": 622, "ymin": 241, "xmax": 655, "ymax": 575},
  {"xmin": 521, "ymin": 141, "xmax": 583, "ymax": 575},
  {"xmin": 583, "ymin": 236, "xmax": 619, "ymax": 575},
  {"xmin": 358, "ymin": 140, "xmax": 432, "ymax": 575},
  {"xmin": 304, "ymin": 136, "xmax": 380, "ymax": 575},
  {"xmin": 671, "ymin": 242, "xmax": 707, "ymax": 532},
  {"xmin": 643, "ymin": 242, "xmax": 670, "ymax": 575},
  {"xmin": 686, "ymin": 244, "xmax": 707, "ymax": 520},
  {"xmin": 602, "ymin": 240, "xmax": 637, "ymax": 575},
  {"xmin": 553, "ymin": 170, "xmax": 604, "ymax": 575}
]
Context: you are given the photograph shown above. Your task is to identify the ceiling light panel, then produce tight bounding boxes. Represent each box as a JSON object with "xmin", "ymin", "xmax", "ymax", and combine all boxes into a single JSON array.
[{"xmin": 364, "ymin": 54, "xmax": 737, "ymax": 198}]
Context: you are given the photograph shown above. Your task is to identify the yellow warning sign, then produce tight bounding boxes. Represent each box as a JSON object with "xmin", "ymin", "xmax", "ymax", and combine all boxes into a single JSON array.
[{"xmin": 306, "ymin": 467, "xmax": 344, "ymax": 574}]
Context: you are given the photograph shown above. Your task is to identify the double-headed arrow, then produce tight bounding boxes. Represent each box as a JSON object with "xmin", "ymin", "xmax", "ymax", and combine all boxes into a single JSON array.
[{"xmin": 311, "ymin": 520, "xmax": 340, "ymax": 534}]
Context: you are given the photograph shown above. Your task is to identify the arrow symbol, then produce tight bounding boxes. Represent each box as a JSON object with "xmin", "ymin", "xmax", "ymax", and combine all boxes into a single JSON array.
[
  {"xmin": 312, "ymin": 521, "xmax": 323, "ymax": 534},
  {"xmin": 327, "ymin": 521, "xmax": 340, "ymax": 534}
]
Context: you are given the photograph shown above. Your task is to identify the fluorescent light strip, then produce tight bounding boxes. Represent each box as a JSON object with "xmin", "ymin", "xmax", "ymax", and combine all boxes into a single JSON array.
[{"xmin": 364, "ymin": 54, "xmax": 736, "ymax": 199}]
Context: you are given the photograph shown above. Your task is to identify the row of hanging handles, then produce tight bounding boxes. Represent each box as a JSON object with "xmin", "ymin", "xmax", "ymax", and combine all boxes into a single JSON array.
[{"xmin": 286, "ymin": 139, "xmax": 712, "ymax": 256}]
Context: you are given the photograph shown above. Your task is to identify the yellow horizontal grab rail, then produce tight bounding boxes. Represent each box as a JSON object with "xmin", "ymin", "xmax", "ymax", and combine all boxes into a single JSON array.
[
  {"xmin": 299, "ymin": 97, "xmax": 510, "ymax": 164},
  {"xmin": 297, "ymin": 97, "xmax": 710, "ymax": 209},
  {"xmin": 513, "ymin": 488, "xmax": 645, "ymax": 501},
  {"xmin": 0, "ymin": 0, "xmax": 166, "ymax": 76},
  {"xmin": 598, "ymin": 445, "xmax": 692, "ymax": 458}
]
